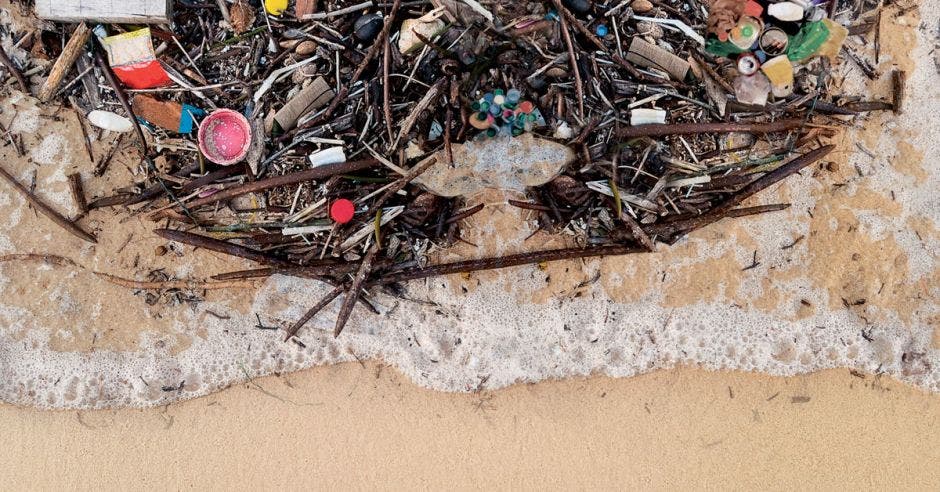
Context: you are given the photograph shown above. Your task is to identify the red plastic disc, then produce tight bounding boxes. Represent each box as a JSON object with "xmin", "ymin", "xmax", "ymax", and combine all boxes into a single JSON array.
[{"xmin": 330, "ymin": 199, "xmax": 355, "ymax": 224}]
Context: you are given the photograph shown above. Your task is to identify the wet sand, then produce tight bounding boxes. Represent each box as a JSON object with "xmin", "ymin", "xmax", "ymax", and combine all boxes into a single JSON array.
[{"xmin": 2, "ymin": 364, "xmax": 938, "ymax": 489}]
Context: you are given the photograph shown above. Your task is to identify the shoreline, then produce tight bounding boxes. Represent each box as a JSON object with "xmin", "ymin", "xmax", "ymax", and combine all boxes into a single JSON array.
[{"xmin": 2, "ymin": 363, "xmax": 938, "ymax": 488}]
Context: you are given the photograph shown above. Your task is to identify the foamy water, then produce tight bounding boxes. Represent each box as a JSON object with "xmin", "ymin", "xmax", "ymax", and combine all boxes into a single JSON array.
[{"xmin": 0, "ymin": 5, "xmax": 937, "ymax": 409}]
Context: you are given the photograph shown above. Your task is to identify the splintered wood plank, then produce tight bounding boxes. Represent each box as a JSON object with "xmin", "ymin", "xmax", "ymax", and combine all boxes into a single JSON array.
[{"xmin": 34, "ymin": 0, "xmax": 172, "ymax": 24}]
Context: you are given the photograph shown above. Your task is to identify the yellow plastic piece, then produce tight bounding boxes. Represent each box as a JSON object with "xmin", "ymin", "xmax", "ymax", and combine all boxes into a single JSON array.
[
  {"xmin": 815, "ymin": 18, "xmax": 849, "ymax": 61},
  {"xmin": 265, "ymin": 0, "xmax": 288, "ymax": 15}
]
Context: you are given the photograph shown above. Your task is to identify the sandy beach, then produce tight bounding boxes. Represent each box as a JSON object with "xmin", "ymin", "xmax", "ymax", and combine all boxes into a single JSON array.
[
  {"xmin": 2, "ymin": 364, "xmax": 939, "ymax": 489},
  {"xmin": 1, "ymin": 0, "xmax": 938, "ymax": 487}
]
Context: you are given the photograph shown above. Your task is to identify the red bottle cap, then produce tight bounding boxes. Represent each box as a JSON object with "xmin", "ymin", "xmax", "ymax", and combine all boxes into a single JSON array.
[{"xmin": 330, "ymin": 198, "xmax": 355, "ymax": 224}]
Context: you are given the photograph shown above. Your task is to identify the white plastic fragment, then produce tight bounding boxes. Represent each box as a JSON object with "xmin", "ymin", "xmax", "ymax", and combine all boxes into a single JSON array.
[
  {"xmin": 282, "ymin": 223, "xmax": 334, "ymax": 235},
  {"xmin": 87, "ymin": 110, "xmax": 133, "ymax": 132},
  {"xmin": 630, "ymin": 108, "xmax": 667, "ymax": 126},
  {"xmin": 308, "ymin": 146, "xmax": 347, "ymax": 167},
  {"xmin": 554, "ymin": 121, "xmax": 574, "ymax": 139},
  {"xmin": 398, "ymin": 14, "xmax": 446, "ymax": 54},
  {"xmin": 631, "ymin": 15, "xmax": 705, "ymax": 46},
  {"xmin": 585, "ymin": 180, "xmax": 659, "ymax": 212},
  {"xmin": 767, "ymin": 2, "xmax": 805, "ymax": 21},
  {"xmin": 665, "ymin": 175, "xmax": 711, "ymax": 188}
]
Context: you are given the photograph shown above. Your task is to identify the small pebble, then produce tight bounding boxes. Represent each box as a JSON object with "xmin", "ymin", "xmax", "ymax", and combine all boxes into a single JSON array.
[
  {"xmin": 631, "ymin": 0, "xmax": 653, "ymax": 13},
  {"xmin": 562, "ymin": 0, "xmax": 592, "ymax": 14},
  {"xmin": 295, "ymin": 40, "xmax": 317, "ymax": 55},
  {"xmin": 354, "ymin": 13, "xmax": 384, "ymax": 42},
  {"xmin": 528, "ymin": 77, "xmax": 547, "ymax": 90}
]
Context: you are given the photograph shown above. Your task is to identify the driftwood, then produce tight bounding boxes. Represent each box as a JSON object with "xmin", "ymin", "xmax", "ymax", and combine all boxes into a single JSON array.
[
  {"xmin": 35, "ymin": 0, "xmax": 172, "ymax": 23},
  {"xmin": 38, "ymin": 23, "xmax": 91, "ymax": 102}
]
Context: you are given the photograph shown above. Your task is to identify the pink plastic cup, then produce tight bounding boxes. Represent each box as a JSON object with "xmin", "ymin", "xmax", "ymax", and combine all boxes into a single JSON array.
[{"xmin": 198, "ymin": 109, "xmax": 251, "ymax": 165}]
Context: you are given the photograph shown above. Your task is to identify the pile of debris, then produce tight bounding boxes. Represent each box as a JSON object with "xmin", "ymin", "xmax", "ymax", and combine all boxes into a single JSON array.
[{"xmin": 0, "ymin": 0, "xmax": 901, "ymax": 338}]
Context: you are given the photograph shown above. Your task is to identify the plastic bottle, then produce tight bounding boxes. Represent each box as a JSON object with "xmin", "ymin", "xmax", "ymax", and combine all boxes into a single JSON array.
[{"xmin": 786, "ymin": 20, "xmax": 829, "ymax": 62}]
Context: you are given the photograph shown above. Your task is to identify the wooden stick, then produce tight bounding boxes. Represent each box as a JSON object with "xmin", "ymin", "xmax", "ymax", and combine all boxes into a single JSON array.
[
  {"xmin": 393, "ymin": 78, "xmax": 445, "ymax": 149},
  {"xmin": 369, "ymin": 244, "xmax": 644, "ymax": 286},
  {"xmin": 0, "ymin": 44, "xmax": 28, "ymax": 93},
  {"xmin": 296, "ymin": 0, "xmax": 402, "ymax": 132},
  {"xmin": 383, "ymin": 38, "xmax": 394, "ymax": 142},
  {"xmin": 334, "ymin": 245, "xmax": 378, "ymax": 337},
  {"xmin": 69, "ymin": 97, "xmax": 95, "ymax": 164},
  {"xmin": 617, "ymin": 118, "xmax": 807, "ymax": 139},
  {"xmin": 649, "ymin": 146, "xmax": 833, "ymax": 238},
  {"xmin": 0, "ymin": 163, "xmax": 96, "ymax": 243},
  {"xmin": 67, "ymin": 173, "xmax": 88, "ymax": 215},
  {"xmin": 94, "ymin": 46, "xmax": 149, "ymax": 156},
  {"xmin": 166, "ymin": 158, "xmax": 378, "ymax": 212},
  {"xmin": 556, "ymin": 12, "xmax": 585, "ymax": 119},
  {"xmin": 284, "ymin": 285, "xmax": 344, "ymax": 340},
  {"xmin": 95, "ymin": 271, "xmax": 258, "ymax": 290},
  {"xmin": 154, "ymin": 228, "xmax": 294, "ymax": 267},
  {"xmin": 38, "ymin": 23, "xmax": 91, "ymax": 101}
]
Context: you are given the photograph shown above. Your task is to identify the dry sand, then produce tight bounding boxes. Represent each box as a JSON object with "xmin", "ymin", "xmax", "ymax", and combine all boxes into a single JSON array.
[{"xmin": 2, "ymin": 363, "xmax": 939, "ymax": 489}]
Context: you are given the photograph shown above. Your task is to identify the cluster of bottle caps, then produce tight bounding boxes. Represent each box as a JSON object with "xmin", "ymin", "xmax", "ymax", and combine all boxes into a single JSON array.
[{"xmin": 469, "ymin": 89, "xmax": 544, "ymax": 138}]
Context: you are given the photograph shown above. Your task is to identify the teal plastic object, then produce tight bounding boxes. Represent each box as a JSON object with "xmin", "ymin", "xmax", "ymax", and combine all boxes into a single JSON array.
[{"xmin": 787, "ymin": 21, "xmax": 830, "ymax": 62}]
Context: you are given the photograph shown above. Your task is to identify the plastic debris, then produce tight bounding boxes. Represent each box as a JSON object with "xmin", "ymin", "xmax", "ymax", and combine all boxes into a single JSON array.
[
  {"xmin": 398, "ymin": 15, "xmax": 446, "ymax": 54},
  {"xmin": 101, "ymin": 28, "xmax": 171, "ymax": 89},
  {"xmin": 273, "ymin": 76, "xmax": 334, "ymax": 132},
  {"xmin": 759, "ymin": 27, "xmax": 789, "ymax": 56},
  {"xmin": 733, "ymin": 72, "xmax": 772, "ymax": 106},
  {"xmin": 133, "ymin": 95, "xmax": 204, "ymax": 134},
  {"xmin": 625, "ymin": 37, "xmax": 690, "ymax": 81},
  {"xmin": 630, "ymin": 108, "xmax": 667, "ymax": 126},
  {"xmin": 737, "ymin": 54, "xmax": 760, "ymax": 75},
  {"xmin": 308, "ymin": 147, "xmax": 347, "ymax": 167},
  {"xmin": 761, "ymin": 56, "xmax": 795, "ymax": 98},
  {"xmin": 813, "ymin": 19, "xmax": 849, "ymax": 61},
  {"xmin": 330, "ymin": 199, "xmax": 356, "ymax": 224},
  {"xmin": 198, "ymin": 109, "xmax": 252, "ymax": 165},
  {"xmin": 264, "ymin": 0, "xmax": 289, "ymax": 16},
  {"xmin": 729, "ymin": 16, "xmax": 762, "ymax": 51},
  {"xmin": 10, "ymin": 0, "xmax": 900, "ymax": 341},
  {"xmin": 767, "ymin": 2, "xmax": 805, "ymax": 22},
  {"xmin": 87, "ymin": 110, "xmax": 133, "ymax": 133},
  {"xmin": 469, "ymin": 88, "xmax": 541, "ymax": 138}
]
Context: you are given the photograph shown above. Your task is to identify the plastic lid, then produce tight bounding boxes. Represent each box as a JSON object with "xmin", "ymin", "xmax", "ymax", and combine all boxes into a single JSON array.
[
  {"xmin": 330, "ymin": 199, "xmax": 355, "ymax": 224},
  {"xmin": 741, "ymin": 25, "xmax": 754, "ymax": 37}
]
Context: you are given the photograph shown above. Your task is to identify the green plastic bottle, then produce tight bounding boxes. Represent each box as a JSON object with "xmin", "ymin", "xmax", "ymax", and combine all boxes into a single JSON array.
[
  {"xmin": 706, "ymin": 37, "xmax": 747, "ymax": 58},
  {"xmin": 787, "ymin": 21, "xmax": 830, "ymax": 63}
]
